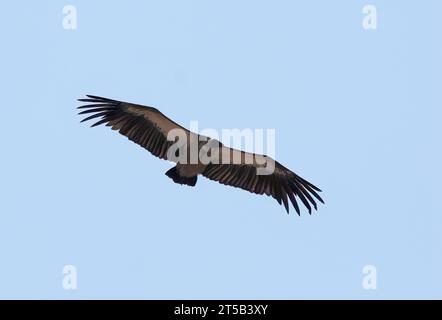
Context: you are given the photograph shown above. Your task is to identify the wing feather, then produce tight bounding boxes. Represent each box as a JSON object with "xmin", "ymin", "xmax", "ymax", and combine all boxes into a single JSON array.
[
  {"xmin": 202, "ymin": 147, "xmax": 324, "ymax": 214},
  {"xmin": 78, "ymin": 95, "xmax": 188, "ymax": 161}
]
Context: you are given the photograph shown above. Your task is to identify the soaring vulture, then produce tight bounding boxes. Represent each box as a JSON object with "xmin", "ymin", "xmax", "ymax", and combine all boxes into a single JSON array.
[{"xmin": 78, "ymin": 95, "xmax": 324, "ymax": 214}]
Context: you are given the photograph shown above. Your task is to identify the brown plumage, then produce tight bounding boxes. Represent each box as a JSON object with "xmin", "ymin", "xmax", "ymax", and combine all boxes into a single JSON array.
[{"xmin": 78, "ymin": 95, "xmax": 324, "ymax": 215}]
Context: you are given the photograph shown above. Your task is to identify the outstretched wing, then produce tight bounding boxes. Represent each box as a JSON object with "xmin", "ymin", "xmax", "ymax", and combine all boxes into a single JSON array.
[
  {"xmin": 78, "ymin": 95, "xmax": 188, "ymax": 161},
  {"xmin": 202, "ymin": 146, "xmax": 324, "ymax": 215}
]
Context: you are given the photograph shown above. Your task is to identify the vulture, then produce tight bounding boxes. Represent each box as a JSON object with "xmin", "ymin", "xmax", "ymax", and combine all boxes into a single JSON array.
[{"xmin": 78, "ymin": 95, "xmax": 324, "ymax": 215}]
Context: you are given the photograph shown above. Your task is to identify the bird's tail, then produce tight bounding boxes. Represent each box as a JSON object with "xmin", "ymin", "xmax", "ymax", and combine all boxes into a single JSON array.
[{"xmin": 165, "ymin": 166, "xmax": 198, "ymax": 187}]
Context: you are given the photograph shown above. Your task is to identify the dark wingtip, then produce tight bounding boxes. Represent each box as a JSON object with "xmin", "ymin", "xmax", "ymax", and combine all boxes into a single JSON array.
[
  {"xmin": 91, "ymin": 118, "xmax": 110, "ymax": 127},
  {"xmin": 294, "ymin": 203, "xmax": 300, "ymax": 216},
  {"xmin": 86, "ymin": 94, "xmax": 106, "ymax": 100},
  {"xmin": 312, "ymin": 191, "xmax": 325, "ymax": 204},
  {"xmin": 78, "ymin": 94, "xmax": 114, "ymax": 103},
  {"xmin": 312, "ymin": 185, "xmax": 322, "ymax": 192},
  {"xmin": 86, "ymin": 94, "xmax": 117, "ymax": 102}
]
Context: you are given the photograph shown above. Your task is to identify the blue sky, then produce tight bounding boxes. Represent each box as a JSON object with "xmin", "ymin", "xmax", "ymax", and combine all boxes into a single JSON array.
[{"xmin": 0, "ymin": 1, "xmax": 441, "ymax": 299}]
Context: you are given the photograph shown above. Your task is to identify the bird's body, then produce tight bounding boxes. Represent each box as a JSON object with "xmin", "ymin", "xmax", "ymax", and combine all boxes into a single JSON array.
[{"xmin": 78, "ymin": 95, "xmax": 324, "ymax": 214}]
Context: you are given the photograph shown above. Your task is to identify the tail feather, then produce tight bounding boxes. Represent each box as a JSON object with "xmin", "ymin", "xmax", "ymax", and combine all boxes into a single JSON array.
[{"xmin": 165, "ymin": 167, "xmax": 197, "ymax": 187}]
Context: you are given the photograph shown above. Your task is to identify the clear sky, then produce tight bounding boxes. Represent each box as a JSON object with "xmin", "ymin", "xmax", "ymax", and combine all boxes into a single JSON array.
[{"xmin": 0, "ymin": 1, "xmax": 441, "ymax": 299}]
